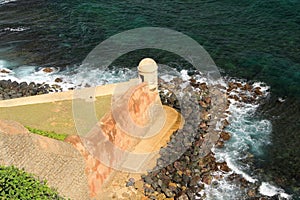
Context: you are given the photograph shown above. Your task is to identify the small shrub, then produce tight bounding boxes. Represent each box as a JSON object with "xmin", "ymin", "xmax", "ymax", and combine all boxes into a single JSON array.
[
  {"xmin": 0, "ymin": 165, "xmax": 66, "ymax": 199},
  {"xmin": 25, "ymin": 127, "xmax": 68, "ymax": 141}
]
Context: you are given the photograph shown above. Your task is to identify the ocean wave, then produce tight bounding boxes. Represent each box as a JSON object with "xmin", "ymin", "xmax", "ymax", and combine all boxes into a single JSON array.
[
  {"xmin": 208, "ymin": 80, "xmax": 292, "ymax": 199},
  {"xmin": 199, "ymin": 171, "xmax": 246, "ymax": 200},
  {"xmin": 0, "ymin": 62, "xmax": 188, "ymax": 91},
  {"xmin": 259, "ymin": 182, "xmax": 292, "ymax": 199},
  {"xmin": 0, "ymin": 0, "xmax": 17, "ymax": 5},
  {"xmin": 0, "ymin": 63, "xmax": 137, "ymax": 91},
  {"xmin": 1, "ymin": 27, "xmax": 29, "ymax": 32}
]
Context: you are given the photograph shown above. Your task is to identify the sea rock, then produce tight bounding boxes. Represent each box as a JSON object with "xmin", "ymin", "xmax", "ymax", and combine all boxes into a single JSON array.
[
  {"xmin": 220, "ymin": 131, "xmax": 231, "ymax": 141},
  {"xmin": 199, "ymin": 83, "xmax": 208, "ymax": 92},
  {"xmin": 172, "ymin": 77, "xmax": 183, "ymax": 84},
  {"xmin": 243, "ymin": 83, "xmax": 252, "ymax": 91},
  {"xmin": 162, "ymin": 188, "xmax": 174, "ymax": 198},
  {"xmin": 229, "ymin": 95, "xmax": 239, "ymax": 101},
  {"xmin": 126, "ymin": 181, "xmax": 134, "ymax": 187},
  {"xmin": 50, "ymin": 85, "xmax": 61, "ymax": 92},
  {"xmin": 189, "ymin": 175, "xmax": 200, "ymax": 187},
  {"xmin": 199, "ymin": 121, "xmax": 208, "ymax": 131},
  {"xmin": 144, "ymin": 183, "xmax": 155, "ymax": 196},
  {"xmin": 174, "ymin": 161, "xmax": 183, "ymax": 171},
  {"xmin": 19, "ymin": 81, "xmax": 28, "ymax": 88},
  {"xmin": 199, "ymin": 100, "xmax": 208, "ymax": 108},
  {"xmin": 0, "ymin": 80, "xmax": 9, "ymax": 87},
  {"xmin": 247, "ymin": 189, "xmax": 256, "ymax": 197},
  {"xmin": 203, "ymin": 96, "xmax": 211, "ymax": 105},
  {"xmin": 202, "ymin": 174, "xmax": 212, "ymax": 185},
  {"xmin": 151, "ymin": 181, "xmax": 159, "ymax": 190},
  {"xmin": 0, "ymin": 69, "xmax": 10, "ymax": 73},
  {"xmin": 189, "ymin": 78, "xmax": 196, "ymax": 84},
  {"xmin": 178, "ymin": 193, "xmax": 189, "ymax": 200},
  {"xmin": 182, "ymin": 174, "xmax": 190, "ymax": 185},
  {"xmin": 168, "ymin": 182, "xmax": 177, "ymax": 192},
  {"xmin": 28, "ymin": 82, "xmax": 35, "ymax": 89},
  {"xmin": 144, "ymin": 176, "xmax": 153, "ymax": 185},
  {"xmin": 55, "ymin": 77, "xmax": 63, "ymax": 82},
  {"xmin": 240, "ymin": 177, "xmax": 249, "ymax": 187},
  {"xmin": 259, "ymin": 197, "xmax": 269, "ymax": 200},
  {"xmin": 218, "ymin": 162, "xmax": 230, "ymax": 172},
  {"xmin": 201, "ymin": 110, "xmax": 210, "ymax": 121},
  {"xmin": 126, "ymin": 178, "xmax": 135, "ymax": 187},
  {"xmin": 236, "ymin": 82, "xmax": 243, "ymax": 88},
  {"xmin": 222, "ymin": 119, "xmax": 230, "ymax": 127},
  {"xmin": 156, "ymin": 193, "xmax": 166, "ymax": 200},
  {"xmin": 254, "ymin": 87, "xmax": 263, "ymax": 96},
  {"xmin": 227, "ymin": 88, "xmax": 233, "ymax": 93},
  {"xmin": 228, "ymin": 82, "xmax": 237, "ymax": 90},
  {"xmin": 42, "ymin": 67, "xmax": 54, "ymax": 73},
  {"xmin": 240, "ymin": 94, "xmax": 248, "ymax": 102},
  {"xmin": 186, "ymin": 190, "xmax": 195, "ymax": 199},
  {"xmin": 11, "ymin": 81, "xmax": 18, "ymax": 88},
  {"xmin": 228, "ymin": 173, "xmax": 238, "ymax": 181}
]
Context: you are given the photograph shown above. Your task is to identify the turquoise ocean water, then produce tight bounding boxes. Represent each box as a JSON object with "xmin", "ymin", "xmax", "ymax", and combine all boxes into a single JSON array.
[{"xmin": 0, "ymin": 0, "xmax": 299, "ymax": 198}]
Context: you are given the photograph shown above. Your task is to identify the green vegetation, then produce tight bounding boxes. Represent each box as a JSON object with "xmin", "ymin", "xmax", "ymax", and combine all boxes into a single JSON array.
[
  {"xmin": 26, "ymin": 127, "xmax": 68, "ymax": 141},
  {"xmin": 0, "ymin": 165, "xmax": 66, "ymax": 199}
]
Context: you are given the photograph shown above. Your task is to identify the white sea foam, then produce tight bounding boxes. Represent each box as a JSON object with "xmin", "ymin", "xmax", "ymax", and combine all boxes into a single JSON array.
[
  {"xmin": 0, "ymin": 60, "xmax": 15, "ymax": 78},
  {"xmin": 0, "ymin": 0, "xmax": 17, "ymax": 5},
  {"xmin": 252, "ymin": 82, "xmax": 270, "ymax": 93},
  {"xmin": 209, "ymin": 80, "xmax": 293, "ymax": 199},
  {"xmin": 259, "ymin": 182, "xmax": 292, "ymax": 199},
  {"xmin": 2, "ymin": 27, "xmax": 29, "ymax": 32},
  {"xmin": 0, "ymin": 63, "xmax": 193, "ymax": 92},
  {"xmin": 225, "ymin": 156, "xmax": 257, "ymax": 183},
  {"xmin": 0, "ymin": 60, "xmax": 11, "ymax": 68},
  {"xmin": 199, "ymin": 171, "xmax": 245, "ymax": 200},
  {"xmin": 160, "ymin": 74, "xmax": 175, "ymax": 82},
  {"xmin": 0, "ymin": 61, "xmax": 195, "ymax": 92},
  {"xmin": 158, "ymin": 64, "xmax": 181, "ymax": 82},
  {"xmin": 0, "ymin": 62, "xmax": 138, "ymax": 91},
  {"xmin": 180, "ymin": 69, "xmax": 190, "ymax": 81}
]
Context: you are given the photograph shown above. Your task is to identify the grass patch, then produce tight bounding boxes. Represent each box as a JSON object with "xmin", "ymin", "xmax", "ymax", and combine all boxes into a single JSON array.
[{"xmin": 26, "ymin": 127, "xmax": 68, "ymax": 141}]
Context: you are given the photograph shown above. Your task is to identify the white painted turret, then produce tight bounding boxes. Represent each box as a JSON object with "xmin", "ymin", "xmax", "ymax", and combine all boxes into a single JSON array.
[{"xmin": 137, "ymin": 58, "xmax": 158, "ymax": 91}]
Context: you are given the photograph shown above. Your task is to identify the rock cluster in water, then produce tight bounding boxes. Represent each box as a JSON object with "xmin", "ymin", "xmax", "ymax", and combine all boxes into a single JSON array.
[
  {"xmin": 0, "ymin": 79, "xmax": 63, "ymax": 100},
  {"xmin": 135, "ymin": 77, "xmax": 228, "ymax": 199},
  {"xmin": 126, "ymin": 76, "xmax": 272, "ymax": 200}
]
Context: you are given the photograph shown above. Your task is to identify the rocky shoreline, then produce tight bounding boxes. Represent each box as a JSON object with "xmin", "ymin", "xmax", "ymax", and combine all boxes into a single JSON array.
[
  {"xmin": 0, "ymin": 79, "xmax": 63, "ymax": 100},
  {"xmin": 131, "ymin": 76, "xmax": 275, "ymax": 200}
]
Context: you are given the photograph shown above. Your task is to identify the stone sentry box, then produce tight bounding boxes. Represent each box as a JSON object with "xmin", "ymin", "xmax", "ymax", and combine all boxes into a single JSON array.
[{"xmin": 137, "ymin": 58, "xmax": 158, "ymax": 91}]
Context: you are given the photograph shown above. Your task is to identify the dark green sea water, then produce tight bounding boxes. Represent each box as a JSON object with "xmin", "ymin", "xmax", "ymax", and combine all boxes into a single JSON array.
[{"xmin": 0, "ymin": 0, "xmax": 299, "ymax": 198}]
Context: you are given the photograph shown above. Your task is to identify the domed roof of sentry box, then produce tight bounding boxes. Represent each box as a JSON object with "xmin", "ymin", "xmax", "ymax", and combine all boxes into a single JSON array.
[{"xmin": 138, "ymin": 58, "xmax": 158, "ymax": 73}]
